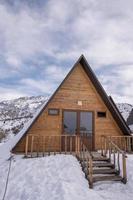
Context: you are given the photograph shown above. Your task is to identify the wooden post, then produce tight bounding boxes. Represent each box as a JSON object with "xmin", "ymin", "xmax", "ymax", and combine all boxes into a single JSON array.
[
  {"xmin": 70, "ymin": 136, "xmax": 72, "ymax": 154},
  {"xmin": 122, "ymin": 154, "xmax": 127, "ymax": 184},
  {"xmin": 30, "ymin": 136, "xmax": 34, "ymax": 157},
  {"xmin": 101, "ymin": 136, "xmax": 103, "ymax": 156},
  {"xmin": 25, "ymin": 136, "xmax": 29, "ymax": 157},
  {"xmin": 43, "ymin": 136, "xmax": 45, "ymax": 157},
  {"xmin": 37, "ymin": 137, "xmax": 39, "ymax": 157},
  {"xmin": 109, "ymin": 142, "xmax": 111, "ymax": 161},
  {"xmin": 88, "ymin": 156, "xmax": 93, "ymax": 189},
  {"xmin": 75, "ymin": 135, "xmax": 77, "ymax": 155},
  {"xmin": 104, "ymin": 137, "xmax": 107, "ymax": 156},
  {"xmin": 117, "ymin": 152, "xmax": 120, "ymax": 174},
  {"xmin": 113, "ymin": 149, "xmax": 116, "ymax": 167},
  {"xmin": 128, "ymin": 137, "xmax": 131, "ymax": 153},
  {"xmin": 65, "ymin": 135, "xmax": 67, "ymax": 154},
  {"xmin": 60, "ymin": 135, "xmax": 62, "ymax": 154}
]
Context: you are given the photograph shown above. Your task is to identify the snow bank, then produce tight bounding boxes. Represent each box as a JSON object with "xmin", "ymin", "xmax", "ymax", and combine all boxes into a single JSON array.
[{"xmin": 0, "ymin": 155, "xmax": 102, "ymax": 200}]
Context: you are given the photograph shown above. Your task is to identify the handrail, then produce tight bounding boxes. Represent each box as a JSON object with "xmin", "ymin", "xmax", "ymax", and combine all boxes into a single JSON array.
[
  {"xmin": 109, "ymin": 140, "xmax": 126, "ymax": 155},
  {"xmin": 101, "ymin": 135, "xmax": 127, "ymax": 183},
  {"xmin": 79, "ymin": 136, "xmax": 93, "ymax": 188}
]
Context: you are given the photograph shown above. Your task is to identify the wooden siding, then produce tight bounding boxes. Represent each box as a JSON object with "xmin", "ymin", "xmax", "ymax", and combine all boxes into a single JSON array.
[{"xmin": 13, "ymin": 63, "xmax": 123, "ymax": 152}]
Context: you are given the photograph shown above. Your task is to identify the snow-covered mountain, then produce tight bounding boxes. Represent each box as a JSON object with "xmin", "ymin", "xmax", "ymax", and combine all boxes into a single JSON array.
[
  {"xmin": 116, "ymin": 103, "xmax": 133, "ymax": 121},
  {"xmin": 0, "ymin": 96, "xmax": 48, "ymax": 142},
  {"xmin": 0, "ymin": 96, "xmax": 133, "ymax": 142}
]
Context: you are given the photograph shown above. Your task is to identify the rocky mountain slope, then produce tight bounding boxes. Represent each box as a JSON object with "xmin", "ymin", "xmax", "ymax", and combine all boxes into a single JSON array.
[
  {"xmin": 0, "ymin": 96, "xmax": 48, "ymax": 142},
  {"xmin": 116, "ymin": 103, "xmax": 133, "ymax": 121},
  {"xmin": 0, "ymin": 96, "xmax": 133, "ymax": 142}
]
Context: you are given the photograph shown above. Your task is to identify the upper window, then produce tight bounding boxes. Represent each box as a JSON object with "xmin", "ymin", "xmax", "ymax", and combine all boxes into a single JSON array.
[
  {"xmin": 97, "ymin": 111, "xmax": 106, "ymax": 118},
  {"xmin": 48, "ymin": 109, "xmax": 59, "ymax": 115}
]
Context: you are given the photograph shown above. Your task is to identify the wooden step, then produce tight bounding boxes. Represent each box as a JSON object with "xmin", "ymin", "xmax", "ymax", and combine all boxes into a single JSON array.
[
  {"xmin": 92, "ymin": 157, "xmax": 110, "ymax": 162},
  {"xmin": 93, "ymin": 175, "xmax": 123, "ymax": 182},
  {"xmin": 83, "ymin": 168, "xmax": 118, "ymax": 175},
  {"xmin": 93, "ymin": 168, "xmax": 118, "ymax": 174},
  {"xmin": 80, "ymin": 157, "xmax": 110, "ymax": 162},
  {"xmin": 93, "ymin": 162, "xmax": 115, "ymax": 168},
  {"xmin": 81, "ymin": 161, "xmax": 115, "ymax": 169}
]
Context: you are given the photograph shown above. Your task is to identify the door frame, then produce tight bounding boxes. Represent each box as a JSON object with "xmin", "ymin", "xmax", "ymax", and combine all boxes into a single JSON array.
[{"xmin": 62, "ymin": 109, "xmax": 95, "ymax": 150}]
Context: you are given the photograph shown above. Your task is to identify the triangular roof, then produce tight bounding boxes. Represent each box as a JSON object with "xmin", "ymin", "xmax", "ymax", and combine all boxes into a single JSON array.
[{"xmin": 11, "ymin": 55, "xmax": 131, "ymax": 152}]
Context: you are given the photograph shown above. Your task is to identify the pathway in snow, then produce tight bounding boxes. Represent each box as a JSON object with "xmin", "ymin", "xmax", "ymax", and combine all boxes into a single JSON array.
[{"xmin": 0, "ymin": 154, "xmax": 133, "ymax": 200}]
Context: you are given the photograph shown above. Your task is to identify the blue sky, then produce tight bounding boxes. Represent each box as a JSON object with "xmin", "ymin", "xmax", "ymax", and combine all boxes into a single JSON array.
[{"xmin": 0, "ymin": 0, "xmax": 133, "ymax": 103}]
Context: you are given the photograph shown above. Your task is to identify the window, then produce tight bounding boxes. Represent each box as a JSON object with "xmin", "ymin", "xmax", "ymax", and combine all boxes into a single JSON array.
[
  {"xmin": 97, "ymin": 111, "xmax": 106, "ymax": 118},
  {"xmin": 48, "ymin": 109, "xmax": 59, "ymax": 115}
]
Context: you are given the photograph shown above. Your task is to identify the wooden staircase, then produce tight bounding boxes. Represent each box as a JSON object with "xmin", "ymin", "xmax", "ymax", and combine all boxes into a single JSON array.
[
  {"xmin": 77, "ymin": 136, "xmax": 127, "ymax": 188},
  {"xmin": 79, "ymin": 153, "xmax": 123, "ymax": 187}
]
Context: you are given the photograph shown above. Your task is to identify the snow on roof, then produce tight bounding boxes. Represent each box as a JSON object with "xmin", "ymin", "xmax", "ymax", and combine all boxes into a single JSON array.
[{"xmin": 0, "ymin": 98, "xmax": 49, "ymax": 160}]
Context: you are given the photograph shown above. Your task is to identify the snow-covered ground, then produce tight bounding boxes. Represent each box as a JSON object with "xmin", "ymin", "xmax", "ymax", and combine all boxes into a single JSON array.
[
  {"xmin": 0, "ymin": 155, "xmax": 103, "ymax": 200},
  {"xmin": 0, "ymin": 154, "xmax": 133, "ymax": 200}
]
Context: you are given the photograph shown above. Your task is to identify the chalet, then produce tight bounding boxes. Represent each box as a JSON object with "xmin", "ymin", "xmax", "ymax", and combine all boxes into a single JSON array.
[{"xmin": 12, "ymin": 55, "xmax": 131, "ymax": 154}]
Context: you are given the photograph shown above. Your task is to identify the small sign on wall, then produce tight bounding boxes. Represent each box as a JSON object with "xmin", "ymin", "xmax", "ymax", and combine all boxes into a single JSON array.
[{"xmin": 77, "ymin": 101, "xmax": 82, "ymax": 106}]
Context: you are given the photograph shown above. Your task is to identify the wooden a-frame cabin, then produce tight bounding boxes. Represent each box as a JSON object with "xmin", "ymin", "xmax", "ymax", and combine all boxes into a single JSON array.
[{"xmin": 12, "ymin": 55, "xmax": 131, "ymax": 154}]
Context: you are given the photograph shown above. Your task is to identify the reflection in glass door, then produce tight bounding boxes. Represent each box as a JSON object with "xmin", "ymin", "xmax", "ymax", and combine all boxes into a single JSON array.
[
  {"xmin": 63, "ymin": 111, "xmax": 77, "ymax": 135},
  {"xmin": 80, "ymin": 112, "xmax": 93, "ymax": 135},
  {"xmin": 80, "ymin": 112, "xmax": 93, "ymax": 150}
]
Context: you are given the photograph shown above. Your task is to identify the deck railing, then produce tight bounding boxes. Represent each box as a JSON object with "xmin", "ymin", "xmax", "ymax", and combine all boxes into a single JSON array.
[
  {"xmin": 25, "ymin": 134, "xmax": 80, "ymax": 157},
  {"xmin": 101, "ymin": 135, "xmax": 127, "ymax": 183},
  {"xmin": 101, "ymin": 135, "xmax": 133, "ymax": 153}
]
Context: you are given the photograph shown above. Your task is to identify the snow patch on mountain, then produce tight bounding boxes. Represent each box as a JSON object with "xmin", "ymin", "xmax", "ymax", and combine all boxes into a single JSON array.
[{"xmin": 116, "ymin": 103, "xmax": 133, "ymax": 121}]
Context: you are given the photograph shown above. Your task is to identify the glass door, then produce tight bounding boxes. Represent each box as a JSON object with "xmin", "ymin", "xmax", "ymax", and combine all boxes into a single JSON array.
[
  {"xmin": 62, "ymin": 111, "xmax": 77, "ymax": 151},
  {"xmin": 62, "ymin": 110, "xmax": 93, "ymax": 151},
  {"xmin": 79, "ymin": 112, "xmax": 93, "ymax": 150},
  {"xmin": 80, "ymin": 112, "xmax": 93, "ymax": 135}
]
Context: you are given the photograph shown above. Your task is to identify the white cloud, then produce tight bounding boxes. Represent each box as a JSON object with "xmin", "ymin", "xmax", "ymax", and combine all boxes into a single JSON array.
[
  {"xmin": 0, "ymin": 0, "xmax": 133, "ymax": 103},
  {"xmin": 0, "ymin": 87, "xmax": 27, "ymax": 101},
  {"xmin": 20, "ymin": 78, "xmax": 57, "ymax": 95},
  {"xmin": 43, "ymin": 65, "xmax": 70, "ymax": 81}
]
